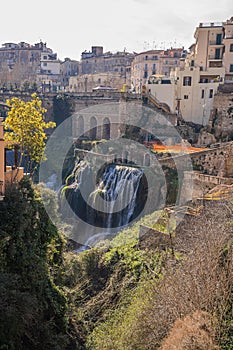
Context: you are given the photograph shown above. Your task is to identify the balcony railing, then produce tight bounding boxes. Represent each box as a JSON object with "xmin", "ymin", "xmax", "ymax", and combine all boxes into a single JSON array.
[
  {"xmin": 209, "ymin": 40, "xmax": 224, "ymax": 46},
  {"xmin": 208, "ymin": 55, "xmax": 223, "ymax": 60},
  {"xmin": 199, "ymin": 22, "xmax": 222, "ymax": 27}
]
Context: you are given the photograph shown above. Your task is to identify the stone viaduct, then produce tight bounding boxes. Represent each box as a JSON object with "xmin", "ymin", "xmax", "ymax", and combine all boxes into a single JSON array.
[
  {"xmin": 0, "ymin": 91, "xmax": 178, "ymax": 141},
  {"xmin": 159, "ymin": 141, "xmax": 233, "ymax": 178},
  {"xmin": 1, "ymin": 91, "xmax": 233, "ymax": 181}
]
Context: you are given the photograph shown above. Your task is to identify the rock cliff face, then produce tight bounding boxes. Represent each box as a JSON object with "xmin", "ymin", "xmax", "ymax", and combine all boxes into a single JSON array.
[{"xmin": 208, "ymin": 88, "xmax": 233, "ymax": 141}]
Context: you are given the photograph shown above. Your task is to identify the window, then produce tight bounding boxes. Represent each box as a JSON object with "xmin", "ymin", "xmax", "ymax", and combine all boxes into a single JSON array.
[
  {"xmin": 209, "ymin": 89, "xmax": 213, "ymax": 98},
  {"xmin": 191, "ymin": 60, "xmax": 195, "ymax": 67},
  {"xmin": 144, "ymin": 71, "xmax": 148, "ymax": 78},
  {"xmin": 152, "ymin": 55, "xmax": 158, "ymax": 60},
  {"xmin": 145, "ymin": 55, "xmax": 148, "ymax": 60},
  {"xmin": 43, "ymin": 55, "xmax": 47, "ymax": 60},
  {"xmin": 184, "ymin": 95, "xmax": 189, "ymax": 99},
  {"xmin": 215, "ymin": 48, "xmax": 221, "ymax": 59},
  {"xmin": 230, "ymin": 44, "xmax": 233, "ymax": 52},
  {"xmin": 43, "ymin": 62, "xmax": 47, "ymax": 66},
  {"xmin": 183, "ymin": 76, "xmax": 192, "ymax": 86},
  {"xmin": 153, "ymin": 63, "xmax": 156, "ymax": 70},
  {"xmin": 201, "ymin": 90, "xmax": 205, "ymax": 99},
  {"xmin": 230, "ymin": 64, "xmax": 233, "ymax": 72},
  {"xmin": 144, "ymin": 64, "xmax": 148, "ymax": 70},
  {"xmin": 216, "ymin": 33, "xmax": 222, "ymax": 45}
]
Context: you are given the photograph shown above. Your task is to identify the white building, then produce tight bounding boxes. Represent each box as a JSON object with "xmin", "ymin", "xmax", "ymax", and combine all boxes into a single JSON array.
[
  {"xmin": 145, "ymin": 18, "xmax": 233, "ymax": 125},
  {"xmin": 131, "ymin": 48, "xmax": 186, "ymax": 93},
  {"xmin": 37, "ymin": 51, "xmax": 62, "ymax": 92}
]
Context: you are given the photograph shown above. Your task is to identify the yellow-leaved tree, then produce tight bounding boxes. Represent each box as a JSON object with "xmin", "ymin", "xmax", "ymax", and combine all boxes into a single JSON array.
[{"xmin": 4, "ymin": 93, "xmax": 56, "ymax": 175}]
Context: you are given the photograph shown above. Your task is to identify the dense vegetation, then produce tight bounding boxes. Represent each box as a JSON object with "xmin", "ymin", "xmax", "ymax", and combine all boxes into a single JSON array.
[
  {"xmin": 0, "ymin": 178, "xmax": 232, "ymax": 349},
  {"xmin": 61, "ymin": 200, "xmax": 233, "ymax": 349},
  {"xmin": 0, "ymin": 178, "xmax": 81, "ymax": 350}
]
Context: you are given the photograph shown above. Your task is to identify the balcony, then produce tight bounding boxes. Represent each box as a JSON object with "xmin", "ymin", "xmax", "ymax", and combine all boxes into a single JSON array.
[
  {"xmin": 209, "ymin": 40, "xmax": 224, "ymax": 46},
  {"xmin": 208, "ymin": 55, "xmax": 223, "ymax": 61},
  {"xmin": 209, "ymin": 61, "xmax": 223, "ymax": 68},
  {"xmin": 5, "ymin": 166, "xmax": 24, "ymax": 184},
  {"xmin": 199, "ymin": 76, "xmax": 223, "ymax": 83},
  {"xmin": 223, "ymin": 35, "xmax": 233, "ymax": 39}
]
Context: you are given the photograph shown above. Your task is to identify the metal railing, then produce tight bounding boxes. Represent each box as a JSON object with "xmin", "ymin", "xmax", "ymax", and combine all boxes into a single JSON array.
[{"xmin": 0, "ymin": 180, "xmax": 3, "ymax": 197}]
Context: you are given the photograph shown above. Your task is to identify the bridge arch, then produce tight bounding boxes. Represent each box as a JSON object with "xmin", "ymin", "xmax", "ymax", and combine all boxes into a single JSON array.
[
  {"xmin": 89, "ymin": 116, "xmax": 97, "ymax": 140},
  {"xmin": 144, "ymin": 153, "xmax": 151, "ymax": 166},
  {"xmin": 77, "ymin": 115, "xmax": 84, "ymax": 136},
  {"xmin": 102, "ymin": 117, "xmax": 110, "ymax": 140}
]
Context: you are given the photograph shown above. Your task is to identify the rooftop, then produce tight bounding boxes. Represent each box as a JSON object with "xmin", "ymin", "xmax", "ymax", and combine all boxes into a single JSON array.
[{"xmin": 199, "ymin": 22, "xmax": 222, "ymax": 28}]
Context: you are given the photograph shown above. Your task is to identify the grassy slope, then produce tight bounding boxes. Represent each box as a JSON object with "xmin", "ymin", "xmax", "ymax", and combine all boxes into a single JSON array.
[{"xmin": 61, "ymin": 199, "xmax": 233, "ymax": 349}]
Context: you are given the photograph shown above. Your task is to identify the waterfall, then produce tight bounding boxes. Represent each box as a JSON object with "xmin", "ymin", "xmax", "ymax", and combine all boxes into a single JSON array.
[
  {"xmin": 88, "ymin": 165, "xmax": 144, "ymax": 229},
  {"xmin": 61, "ymin": 162, "xmax": 149, "ymax": 248}
]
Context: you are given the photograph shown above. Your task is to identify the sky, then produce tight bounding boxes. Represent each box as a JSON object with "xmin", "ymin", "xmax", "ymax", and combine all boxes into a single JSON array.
[{"xmin": 1, "ymin": 0, "xmax": 233, "ymax": 61}]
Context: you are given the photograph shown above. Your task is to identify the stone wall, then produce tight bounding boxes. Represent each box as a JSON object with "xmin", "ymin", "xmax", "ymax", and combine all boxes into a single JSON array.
[
  {"xmin": 208, "ymin": 87, "xmax": 233, "ymax": 140},
  {"xmin": 159, "ymin": 142, "xmax": 233, "ymax": 178}
]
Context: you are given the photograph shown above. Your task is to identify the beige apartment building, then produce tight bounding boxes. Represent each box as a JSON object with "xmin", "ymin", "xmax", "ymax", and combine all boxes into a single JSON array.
[
  {"xmin": 222, "ymin": 17, "xmax": 233, "ymax": 82},
  {"xmin": 131, "ymin": 48, "xmax": 186, "ymax": 93},
  {"xmin": 36, "ymin": 51, "xmax": 62, "ymax": 92},
  {"xmin": 0, "ymin": 42, "xmax": 52, "ymax": 89},
  {"xmin": 146, "ymin": 17, "xmax": 233, "ymax": 125},
  {"xmin": 69, "ymin": 46, "xmax": 134, "ymax": 92},
  {"xmin": 61, "ymin": 58, "xmax": 79, "ymax": 89},
  {"xmin": 69, "ymin": 71, "xmax": 127, "ymax": 92}
]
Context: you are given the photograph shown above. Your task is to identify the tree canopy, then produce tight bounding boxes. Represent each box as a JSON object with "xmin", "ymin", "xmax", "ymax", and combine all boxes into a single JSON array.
[{"xmin": 4, "ymin": 93, "xmax": 56, "ymax": 173}]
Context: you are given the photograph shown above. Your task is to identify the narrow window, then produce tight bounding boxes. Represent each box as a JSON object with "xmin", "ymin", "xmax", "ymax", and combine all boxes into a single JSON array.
[
  {"xmin": 216, "ymin": 33, "xmax": 222, "ymax": 45},
  {"xmin": 215, "ymin": 48, "xmax": 221, "ymax": 59},
  {"xmin": 183, "ymin": 76, "xmax": 192, "ymax": 86}
]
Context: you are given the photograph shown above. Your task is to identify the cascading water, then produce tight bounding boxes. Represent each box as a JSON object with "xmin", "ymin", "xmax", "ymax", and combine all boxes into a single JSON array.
[
  {"xmin": 61, "ymin": 161, "xmax": 152, "ymax": 247},
  {"xmin": 88, "ymin": 165, "xmax": 144, "ymax": 229}
]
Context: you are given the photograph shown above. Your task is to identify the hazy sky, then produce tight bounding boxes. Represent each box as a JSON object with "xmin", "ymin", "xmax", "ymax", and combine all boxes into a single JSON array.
[{"xmin": 1, "ymin": 0, "xmax": 233, "ymax": 60}]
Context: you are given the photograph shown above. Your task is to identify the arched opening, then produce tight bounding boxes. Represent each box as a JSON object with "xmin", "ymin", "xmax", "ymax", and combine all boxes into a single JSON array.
[
  {"xmin": 89, "ymin": 116, "xmax": 97, "ymax": 140},
  {"xmin": 144, "ymin": 154, "xmax": 150, "ymax": 166},
  {"xmin": 102, "ymin": 117, "xmax": 110, "ymax": 140},
  {"xmin": 77, "ymin": 115, "xmax": 84, "ymax": 137},
  {"xmin": 122, "ymin": 150, "xmax": 129, "ymax": 164}
]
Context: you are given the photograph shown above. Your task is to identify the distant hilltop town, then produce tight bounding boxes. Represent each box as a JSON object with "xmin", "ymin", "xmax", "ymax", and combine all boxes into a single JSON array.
[
  {"xmin": 0, "ymin": 16, "xmax": 233, "ymax": 126},
  {"xmin": 0, "ymin": 41, "xmax": 186, "ymax": 94}
]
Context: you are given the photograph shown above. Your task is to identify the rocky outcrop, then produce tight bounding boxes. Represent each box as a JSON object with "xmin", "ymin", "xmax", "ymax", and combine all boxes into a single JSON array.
[{"xmin": 160, "ymin": 311, "xmax": 219, "ymax": 350}]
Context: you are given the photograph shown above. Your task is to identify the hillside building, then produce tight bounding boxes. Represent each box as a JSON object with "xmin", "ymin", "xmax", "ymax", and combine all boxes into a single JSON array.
[
  {"xmin": 145, "ymin": 17, "xmax": 233, "ymax": 125},
  {"xmin": 131, "ymin": 48, "xmax": 186, "ymax": 93},
  {"xmin": 0, "ymin": 42, "xmax": 51, "ymax": 89},
  {"xmin": 69, "ymin": 46, "xmax": 134, "ymax": 92}
]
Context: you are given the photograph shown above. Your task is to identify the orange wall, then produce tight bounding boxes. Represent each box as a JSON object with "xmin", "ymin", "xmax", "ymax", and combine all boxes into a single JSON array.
[{"xmin": 0, "ymin": 118, "xmax": 4, "ymax": 195}]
